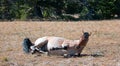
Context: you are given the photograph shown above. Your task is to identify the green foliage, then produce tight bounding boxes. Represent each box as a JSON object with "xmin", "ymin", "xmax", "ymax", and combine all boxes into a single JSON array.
[
  {"xmin": 0, "ymin": 0, "xmax": 120, "ymax": 21},
  {"xmin": 114, "ymin": 0, "xmax": 120, "ymax": 18},
  {"xmin": 79, "ymin": 6, "xmax": 89, "ymax": 20}
]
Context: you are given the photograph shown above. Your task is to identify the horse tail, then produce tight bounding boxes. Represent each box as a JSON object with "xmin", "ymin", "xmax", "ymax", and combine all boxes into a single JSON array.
[{"xmin": 22, "ymin": 38, "xmax": 33, "ymax": 53}]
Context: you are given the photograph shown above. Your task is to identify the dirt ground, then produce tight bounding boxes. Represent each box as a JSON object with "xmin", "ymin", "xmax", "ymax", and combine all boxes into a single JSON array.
[{"xmin": 0, "ymin": 20, "xmax": 120, "ymax": 66}]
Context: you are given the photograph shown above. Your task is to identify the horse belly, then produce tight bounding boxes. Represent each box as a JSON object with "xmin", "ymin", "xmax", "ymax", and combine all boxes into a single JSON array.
[
  {"xmin": 47, "ymin": 37, "xmax": 65, "ymax": 50},
  {"xmin": 34, "ymin": 37, "xmax": 48, "ymax": 47}
]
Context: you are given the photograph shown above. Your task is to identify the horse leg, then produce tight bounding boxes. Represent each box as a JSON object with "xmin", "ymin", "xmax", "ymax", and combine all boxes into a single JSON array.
[
  {"xmin": 30, "ymin": 38, "xmax": 48, "ymax": 54},
  {"xmin": 30, "ymin": 45, "xmax": 49, "ymax": 55}
]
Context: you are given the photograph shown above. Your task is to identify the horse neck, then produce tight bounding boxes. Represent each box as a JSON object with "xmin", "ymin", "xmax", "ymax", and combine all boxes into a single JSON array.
[{"xmin": 77, "ymin": 36, "xmax": 89, "ymax": 49}]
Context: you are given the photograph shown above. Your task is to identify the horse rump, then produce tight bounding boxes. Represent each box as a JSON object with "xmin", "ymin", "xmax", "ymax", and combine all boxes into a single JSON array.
[{"xmin": 22, "ymin": 38, "xmax": 33, "ymax": 53}]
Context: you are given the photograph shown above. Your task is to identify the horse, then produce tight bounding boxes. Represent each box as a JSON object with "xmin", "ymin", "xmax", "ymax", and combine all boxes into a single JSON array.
[{"xmin": 22, "ymin": 32, "xmax": 91, "ymax": 57}]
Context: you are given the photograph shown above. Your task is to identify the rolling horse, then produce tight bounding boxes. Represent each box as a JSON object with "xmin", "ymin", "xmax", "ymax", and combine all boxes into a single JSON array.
[{"xmin": 22, "ymin": 31, "xmax": 91, "ymax": 57}]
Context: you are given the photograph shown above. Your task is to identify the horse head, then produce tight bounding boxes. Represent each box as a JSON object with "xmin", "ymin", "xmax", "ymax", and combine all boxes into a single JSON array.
[{"xmin": 82, "ymin": 30, "xmax": 91, "ymax": 40}]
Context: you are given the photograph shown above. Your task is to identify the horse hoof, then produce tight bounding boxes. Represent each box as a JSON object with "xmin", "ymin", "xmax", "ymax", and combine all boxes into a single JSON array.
[{"xmin": 64, "ymin": 54, "xmax": 71, "ymax": 58}]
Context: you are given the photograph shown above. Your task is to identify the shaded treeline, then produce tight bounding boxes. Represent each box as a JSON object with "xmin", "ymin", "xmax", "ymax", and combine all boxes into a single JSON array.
[{"xmin": 0, "ymin": 0, "xmax": 120, "ymax": 21}]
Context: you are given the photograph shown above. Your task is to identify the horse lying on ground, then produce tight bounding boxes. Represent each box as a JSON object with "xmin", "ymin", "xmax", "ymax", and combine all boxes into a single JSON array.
[{"xmin": 22, "ymin": 32, "xmax": 91, "ymax": 57}]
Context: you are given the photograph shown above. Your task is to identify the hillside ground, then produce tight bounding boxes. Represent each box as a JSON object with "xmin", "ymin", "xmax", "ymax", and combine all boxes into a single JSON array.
[{"xmin": 0, "ymin": 20, "xmax": 120, "ymax": 66}]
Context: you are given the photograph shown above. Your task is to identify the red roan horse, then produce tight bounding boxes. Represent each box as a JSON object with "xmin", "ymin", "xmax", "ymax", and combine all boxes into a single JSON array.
[{"xmin": 22, "ymin": 32, "xmax": 91, "ymax": 57}]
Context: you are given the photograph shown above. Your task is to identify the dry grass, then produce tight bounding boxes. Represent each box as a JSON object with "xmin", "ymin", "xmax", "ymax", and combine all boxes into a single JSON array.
[{"xmin": 0, "ymin": 20, "xmax": 120, "ymax": 66}]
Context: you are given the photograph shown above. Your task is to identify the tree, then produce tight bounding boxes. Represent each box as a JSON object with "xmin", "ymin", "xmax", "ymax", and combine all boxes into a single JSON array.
[
  {"xmin": 0, "ymin": 0, "xmax": 119, "ymax": 21},
  {"xmin": 114, "ymin": 0, "xmax": 120, "ymax": 18}
]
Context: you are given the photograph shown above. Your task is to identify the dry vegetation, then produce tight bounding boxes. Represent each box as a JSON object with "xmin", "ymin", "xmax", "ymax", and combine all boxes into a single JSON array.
[{"xmin": 0, "ymin": 20, "xmax": 120, "ymax": 66}]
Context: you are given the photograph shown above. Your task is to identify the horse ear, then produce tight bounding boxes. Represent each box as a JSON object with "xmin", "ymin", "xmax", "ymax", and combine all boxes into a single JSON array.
[
  {"xmin": 89, "ymin": 32, "xmax": 92, "ymax": 36},
  {"xmin": 82, "ymin": 30, "xmax": 84, "ymax": 34}
]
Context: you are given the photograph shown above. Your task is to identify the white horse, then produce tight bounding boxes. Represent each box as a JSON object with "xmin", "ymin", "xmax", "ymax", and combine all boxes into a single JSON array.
[{"xmin": 22, "ymin": 32, "xmax": 91, "ymax": 57}]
